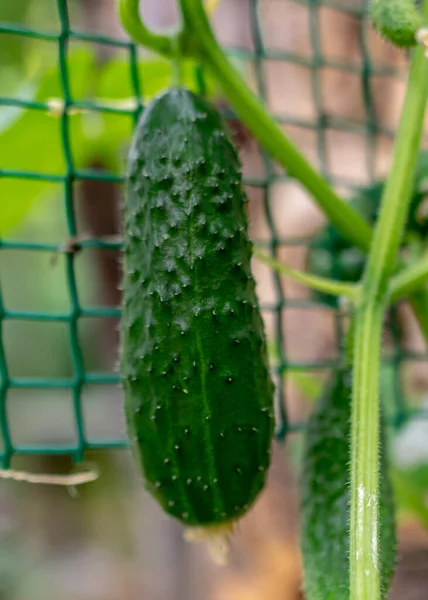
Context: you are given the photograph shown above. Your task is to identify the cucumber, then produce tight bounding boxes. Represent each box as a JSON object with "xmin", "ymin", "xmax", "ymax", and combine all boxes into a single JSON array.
[
  {"xmin": 120, "ymin": 88, "xmax": 275, "ymax": 529},
  {"xmin": 300, "ymin": 368, "xmax": 396, "ymax": 600},
  {"xmin": 369, "ymin": 0, "xmax": 422, "ymax": 48}
]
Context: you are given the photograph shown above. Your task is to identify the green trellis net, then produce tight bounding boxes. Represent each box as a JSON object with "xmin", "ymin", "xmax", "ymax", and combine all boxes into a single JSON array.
[{"xmin": 0, "ymin": 0, "xmax": 427, "ymax": 471}]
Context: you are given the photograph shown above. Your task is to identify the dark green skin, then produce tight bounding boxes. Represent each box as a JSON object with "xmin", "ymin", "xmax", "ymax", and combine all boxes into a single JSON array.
[
  {"xmin": 300, "ymin": 369, "xmax": 396, "ymax": 600},
  {"xmin": 121, "ymin": 88, "xmax": 275, "ymax": 528}
]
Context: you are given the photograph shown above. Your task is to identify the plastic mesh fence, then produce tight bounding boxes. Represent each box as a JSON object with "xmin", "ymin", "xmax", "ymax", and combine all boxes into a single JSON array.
[{"xmin": 0, "ymin": 0, "xmax": 427, "ymax": 469}]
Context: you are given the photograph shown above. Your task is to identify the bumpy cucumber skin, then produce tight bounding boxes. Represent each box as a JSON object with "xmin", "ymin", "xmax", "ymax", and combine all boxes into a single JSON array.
[
  {"xmin": 121, "ymin": 88, "xmax": 275, "ymax": 528},
  {"xmin": 300, "ymin": 369, "xmax": 396, "ymax": 600},
  {"xmin": 370, "ymin": 0, "xmax": 422, "ymax": 48}
]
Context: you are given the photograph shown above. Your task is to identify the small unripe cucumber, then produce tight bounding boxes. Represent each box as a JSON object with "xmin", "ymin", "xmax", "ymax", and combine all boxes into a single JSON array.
[
  {"xmin": 300, "ymin": 369, "xmax": 396, "ymax": 600},
  {"xmin": 369, "ymin": 0, "xmax": 422, "ymax": 48},
  {"xmin": 120, "ymin": 88, "xmax": 275, "ymax": 529}
]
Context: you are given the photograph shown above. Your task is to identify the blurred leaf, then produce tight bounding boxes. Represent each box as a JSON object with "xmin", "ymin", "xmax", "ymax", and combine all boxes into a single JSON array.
[
  {"xmin": 205, "ymin": 0, "xmax": 221, "ymax": 14},
  {"xmin": 379, "ymin": 362, "xmax": 397, "ymax": 424},
  {"xmin": 96, "ymin": 56, "xmax": 218, "ymax": 101},
  {"xmin": 0, "ymin": 82, "xmax": 36, "ymax": 134},
  {"xmin": 77, "ymin": 58, "xmax": 221, "ymax": 172},
  {"xmin": 1, "ymin": 49, "xmax": 235, "ymax": 237},
  {"xmin": 36, "ymin": 48, "xmax": 96, "ymax": 102},
  {"xmin": 77, "ymin": 110, "xmax": 133, "ymax": 174},
  {"xmin": 405, "ymin": 464, "xmax": 428, "ymax": 488},
  {"xmin": 0, "ymin": 48, "xmax": 95, "ymax": 236},
  {"xmin": 0, "ymin": 1, "xmax": 33, "ymax": 80},
  {"xmin": 286, "ymin": 370, "xmax": 324, "ymax": 402},
  {"xmin": 1, "ymin": 198, "xmax": 99, "ymax": 379},
  {"xmin": 1, "ymin": 52, "xmax": 220, "ymax": 236},
  {"xmin": 391, "ymin": 467, "xmax": 428, "ymax": 529}
]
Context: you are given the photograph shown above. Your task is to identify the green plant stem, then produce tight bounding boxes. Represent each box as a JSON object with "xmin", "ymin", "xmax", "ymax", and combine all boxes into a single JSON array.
[
  {"xmin": 390, "ymin": 257, "xmax": 428, "ymax": 300},
  {"xmin": 119, "ymin": 0, "xmax": 428, "ymax": 349},
  {"xmin": 171, "ymin": 35, "xmax": 183, "ymax": 87},
  {"xmin": 350, "ymin": 303, "xmax": 383, "ymax": 600},
  {"xmin": 180, "ymin": 0, "xmax": 372, "ymax": 253},
  {"xmin": 117, "ymin": 0, "xmax": 175, "ymax": 57},
  {"xmin": 350, "ymin": 11, "xmax": 428, "ymax": 599},
  {"xmin": 254, "ymin": 248, "xmax": 358, "ymax": 300},
  {"xmin": 181, "ymin": 0, "xmax": 428, "ymax": 351}
]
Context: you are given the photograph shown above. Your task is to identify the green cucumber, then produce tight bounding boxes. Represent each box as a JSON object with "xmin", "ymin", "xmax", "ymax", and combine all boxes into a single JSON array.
[
  {"xmin": 369, "ymin": 0, "xmax": 422, "ymax": 48},
  {"xmin": 120, "ymin": 88, "xmax": 275, "ymax": 530},
  {"xmin": 300, "ymin": 368, "xmax": 396, "ymax": 600}
]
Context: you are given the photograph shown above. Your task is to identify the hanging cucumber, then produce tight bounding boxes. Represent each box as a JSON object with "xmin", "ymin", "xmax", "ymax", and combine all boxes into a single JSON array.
[
  {"xmin": 120, "ymin": 88, "xmax": 275, "ymax": 543},
  {"xmin": 300, "ymin": 368, "xmax": 396, "ymax": 600},
  {"xmin": 369, "ymin": 0, "xmax": 423, "ymax": 48}
]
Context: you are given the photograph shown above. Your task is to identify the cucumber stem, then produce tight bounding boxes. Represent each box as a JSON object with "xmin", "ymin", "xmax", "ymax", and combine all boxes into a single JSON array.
[
  {"xmin": 117, "ymin": 0, "xmax": 175, "ymax": 56},
  {"xmin": 350, "ymin": 5, "xmax": 428, "ymax": 597},
  {"xmin": 390, "ymin": 257, "xmax": 428, "ymax": 300},
  {"xmin": 179, "ymin": 0, "xmax": 372, "ymax": 253},
  {"xmin": 254, "ymin": 248, "xmax": 359, "ymax": 301},
  {"xmin": 171, "ymin": 35, "xmax": 184, "ymax": 87}
]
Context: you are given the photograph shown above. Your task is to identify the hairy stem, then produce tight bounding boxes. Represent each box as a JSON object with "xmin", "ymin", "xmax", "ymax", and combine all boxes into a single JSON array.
[
  {"xmin": 350, "ymin": 7, "xmax": 428, "ymax": 597},
  {"xmin": 350, "ymin": 303, "xmax": 383, "ymax": 600},
  {"xmin": 254, "ymin": 248, "xmax": 358, "ymax": 300}
]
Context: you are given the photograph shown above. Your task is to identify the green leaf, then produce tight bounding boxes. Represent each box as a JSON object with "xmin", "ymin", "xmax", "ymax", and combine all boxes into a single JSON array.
[
  {"xmin": 286, "ymin": 369, "xmax": 323, "ymax": 403},
  {"xmin": 96, "ymin": 56, "xmax": 219, "ymax": 101},
  {"xmin": 0, "ymin": 83, "xmax": 37, "ymax": 134},
  {"xmin": 391, "ymin": 467, "xmax": 428, "ymax": 529},
  {"xmin": 1, "ymin": 52, "xmax": 221, "ymax": 237},
  {"xmin": 0, "ymin": 48, "xmax": 95, "ymax": 236}
]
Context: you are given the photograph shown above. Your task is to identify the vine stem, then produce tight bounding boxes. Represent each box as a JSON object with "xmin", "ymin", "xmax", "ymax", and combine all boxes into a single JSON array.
[
  {"xmin": 171, "ymin": 35, "xmax": 184, "ymax": 87},
  {"xmin": 179, "ymin": 0, "xmax": 428, "ymax": 353},
  {"xmin": 254, "ymin": 248, "xmax": 359, "ymax": 300},
  {"xmin": 117, "ymin": 0, "xmax": 175, "ymax": 56},
  {"xmin": 350, "ymin": 5, "xmax": 428, "ymax": 597},
  {"xmin": 119, "ymin": 0, "xmax": 428, "ymax": 350},
  {"xmin": 260, "ymin": 247, "xmax": 428, "ymax": 304},
  {"xmin": 390, "ymin": 257, "xmax": 428, "ymax": 300},
  {"xmin": 179, "ymin": 0, "xmax": 372, "ymax": 253}
]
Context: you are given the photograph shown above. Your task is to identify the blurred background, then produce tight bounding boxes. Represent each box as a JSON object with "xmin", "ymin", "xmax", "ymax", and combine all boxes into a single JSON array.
[{"xmin": 2, "ymin": 0, "xmax": 428, "ymax": 598}]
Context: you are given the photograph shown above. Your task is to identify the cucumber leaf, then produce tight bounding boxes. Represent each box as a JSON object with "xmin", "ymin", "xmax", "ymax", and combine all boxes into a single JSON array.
[
  {"xmin": 95, "ymin": 55, "xmax": 219, "ymax": 102},
  {"xmin": 0, "ymin": 48, "xmax": 95, "ymax": 236}
]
